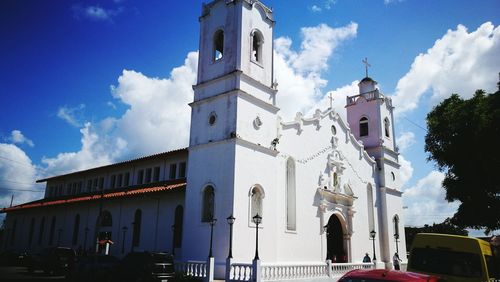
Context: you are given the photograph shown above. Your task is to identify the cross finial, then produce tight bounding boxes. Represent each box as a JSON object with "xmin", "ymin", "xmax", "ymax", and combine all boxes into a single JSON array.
[
  {"xmin": 328, "ymin": 92, "xmax": 334, "ymax": 108},
  {"xmin": 362, "ymin": 57, "xmax": 371, "ymax": 77}
]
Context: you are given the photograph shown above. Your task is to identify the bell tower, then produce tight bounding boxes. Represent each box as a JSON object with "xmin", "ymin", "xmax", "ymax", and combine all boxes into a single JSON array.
[
  {"xmin": 346, "ymin": 62, "xmax": 405, "ymax": 267},
  {"xmin": 183, "ymin": 0, "xmax": 279, "ymax": 270}
]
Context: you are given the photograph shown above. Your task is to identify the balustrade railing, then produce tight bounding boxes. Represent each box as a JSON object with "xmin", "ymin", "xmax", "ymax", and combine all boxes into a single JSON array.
[
  {"xmin": 174, "ymin": 260, "xmax": 207, "ymax": 278},
  {"xmin": 228, "ymin": 262, "xmax": 253, "ymax": 281},
  {"xmin": 331, "ymin": 262, "xmax": 374, "ymax": 276},
  {"xmin": 261, "ymin": 262, "xmax": 329, "ymax": 281}
]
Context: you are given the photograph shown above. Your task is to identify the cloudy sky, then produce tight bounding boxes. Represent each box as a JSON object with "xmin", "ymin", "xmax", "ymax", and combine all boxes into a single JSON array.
[{"xmin": 1, "ymin": 0, "xmax": 499, "ymax": 234}]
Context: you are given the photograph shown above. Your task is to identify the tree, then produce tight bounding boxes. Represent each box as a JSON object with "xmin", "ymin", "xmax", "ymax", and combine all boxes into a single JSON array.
[
  {"xmin": 405, "ymin": 218, "xmax": 468, "ymax": 250},
  {"xmin": 425, "ymin": 78, "xmax": 500, "ymax": 233}
]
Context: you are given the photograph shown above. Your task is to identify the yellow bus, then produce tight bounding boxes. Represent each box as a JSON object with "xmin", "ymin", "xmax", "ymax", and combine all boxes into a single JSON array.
[{"xmin": 407, "ymin": 233, "xmax": 499, "ymax": 282}]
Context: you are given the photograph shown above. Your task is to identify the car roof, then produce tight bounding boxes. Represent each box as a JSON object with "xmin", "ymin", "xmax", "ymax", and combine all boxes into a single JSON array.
[{"xmin": 342, "ymin": 269, "xmax": 438, "ymax": 281}]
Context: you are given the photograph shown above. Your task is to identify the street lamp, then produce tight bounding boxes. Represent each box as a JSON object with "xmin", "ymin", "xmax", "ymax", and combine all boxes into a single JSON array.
[
  {"xmin": 370, "ymin": 230, "xmax": 377, "ymax": 261},
  {"xmin": 323, "ymin": 225, "xmax": 329, "ymax": 260},
  {"xmin": 122, "ymin": 226, "xmax": 128, "ymax": 254},
  {"xmin": 208, "ymin": 218, "xmax": 217, "ymax": 258},
  {"xmin": 394, "ymin": 233, "xmax": 399, "ymax": 255},
  {"xmin": 171, "ymin": 224, "xmax": 176, "ymax": 255},
  {"xmin": 226, "ymin": 214, "xmax": 235, "ymax": 259},
  {"xmin": 83, "ymin": 227, "xmax": 89, "ymax": 251},
  {"xmin": 252, "ymin": 214, "xmax": 262, "ymax": 260},
  {"xmin": 57, "ymin": 228, "xmax": 62, "ymax": 246}
]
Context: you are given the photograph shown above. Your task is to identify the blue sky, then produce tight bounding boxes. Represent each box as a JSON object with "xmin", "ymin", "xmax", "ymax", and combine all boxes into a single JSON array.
[{"xmin": 1, "ymin": 0, "xmax": 499, "ymax": 234}]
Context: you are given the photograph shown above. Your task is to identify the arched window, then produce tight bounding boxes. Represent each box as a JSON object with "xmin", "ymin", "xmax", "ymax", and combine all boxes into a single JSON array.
[
  {"xmin": 49, "ymin": 216, "xmax": 56, "ymax": 245},
  {"xmin": 250, "ymin": 186, "xmax": 264, "ymax": 220},
  {"xmin": 286, "ymin": 157, "xmax": 296, "ymax": 231},
  {"xmin": 201, "ymin": 185, "xmax": 215, "ymax": 222},
  {"xmin": 28, "ymin": 218, "xmax": 35, "ymax": 248},
  {"xmin": 72, "ymin": 214, "xmax": 80, "ymax": 245},
  {"xmin": 251, "ymin": 30, "xmax": 263, "ymax": 63},
  {"xmin": 384, "ymin": 117, "xmax": 390, "ymax": 138},
  {"xmin": 393, "ymin": 215, "xmax": 400, "ymax": 238},
  {"xmin": 367, "ymin": 184, "xmax": 375, "ymax": 233},
  {"xmin": 100, "ymin": 210, "xmax": 113, "ymax": 227},
  {"xmin": 132, "ymin": 209, "xmax": 142, "ymax": 247},
  {"xmin": 359, "ymin": 117, "xmax": 369, "ymax": 137},
  {"xmin": 173, "ymin": 205, "xmax": 183, "ymax": 248},
  {"xmin": 38, "ymin": 217, "xmax": 45, "ymax": 245},
  {"xmin": 213, "ymin": 30, "xmax": 224, "ymax": 61}
]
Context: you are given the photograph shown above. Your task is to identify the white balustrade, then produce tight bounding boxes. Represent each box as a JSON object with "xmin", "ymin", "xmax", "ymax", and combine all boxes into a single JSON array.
[
  {"xmin": 260, "ymin": 262, "xmax": 329, "ymax": 281},
  {"xmin": 229, "ymin": 263, "xmax": 253, "ymax": 281},
  {"xmin": 174, "ymin": 260, "xmax": 207, "ymax": 278},
  {"xmin": 331, "ymin": 262, "xmax": 374, "ymax": 276}
]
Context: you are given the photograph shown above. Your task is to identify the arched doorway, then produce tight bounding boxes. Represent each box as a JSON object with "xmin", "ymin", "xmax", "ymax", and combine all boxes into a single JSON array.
[{"xmin": 326, "ymin": 214, "xmax": 346, "ymax": 262}]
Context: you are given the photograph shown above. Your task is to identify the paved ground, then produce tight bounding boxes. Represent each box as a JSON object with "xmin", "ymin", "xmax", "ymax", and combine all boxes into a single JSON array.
[{"xmin": 0, "ymin": 267, "xmax": 66, "ymax": 282}]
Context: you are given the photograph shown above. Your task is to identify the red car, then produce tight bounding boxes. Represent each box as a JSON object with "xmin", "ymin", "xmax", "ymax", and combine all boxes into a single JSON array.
[{"xmin": 338, "ymin": 269, "xmax": 443, "ymax": 282}]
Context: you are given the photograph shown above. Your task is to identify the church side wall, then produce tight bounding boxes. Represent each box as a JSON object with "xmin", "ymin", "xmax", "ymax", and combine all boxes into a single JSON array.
[
  {"xmin": 182, "ymin": 142, "xmax": 236, "ymax": 262},
  {"xmin": 231, "ymin": 143, "xmax": 279, "ymax": 263},
  {"xmin": 2, "ymin": 190, "xmax": 184, "ymax": 257}
]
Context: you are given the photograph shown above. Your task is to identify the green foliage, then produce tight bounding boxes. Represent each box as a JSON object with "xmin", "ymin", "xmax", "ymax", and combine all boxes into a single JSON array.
[
  {"xmin": 405, "ymin": 218, "xmax": 468, "ymax": 250},
  {"xmin": 425, "ymin": 78, "xmax": 500, "ymax": 233}
]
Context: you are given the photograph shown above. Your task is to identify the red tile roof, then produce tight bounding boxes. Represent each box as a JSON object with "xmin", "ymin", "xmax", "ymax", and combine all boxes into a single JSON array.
[
  {"xmin": 1, "ymin": 182, "xmax": 186, "ymax": 213},
  {"xmin": 36, "ymin": 148, "xmax": 188, "ymax": 183}
]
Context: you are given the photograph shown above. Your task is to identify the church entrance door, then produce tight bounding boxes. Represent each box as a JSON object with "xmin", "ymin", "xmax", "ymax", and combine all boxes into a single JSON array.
[{"xmin": 326, "ymin": 214, "xmax": 346, "ymax": 263}]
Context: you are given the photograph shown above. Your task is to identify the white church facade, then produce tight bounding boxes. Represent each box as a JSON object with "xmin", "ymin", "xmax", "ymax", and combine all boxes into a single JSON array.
[{"xmin": 2, "ymin": 0, "xmax": 407, "ymax": 280}]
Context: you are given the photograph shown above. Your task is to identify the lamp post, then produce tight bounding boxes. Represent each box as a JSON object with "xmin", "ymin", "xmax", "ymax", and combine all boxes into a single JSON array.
[
  {"xmin": 122, "ymin": 226, "xmax": 128, "ymax": 254},
  {"xmin": 171, "ymin": 224, "xmax": 176, "ymax": 255},
  {"xmin": 323, "ymin": 225, "xmax": 329, "ymax": 260},
  {"xmin": 83, "ymin": 227, "xmax": 89, "ymax": 251},
  {"xmin": 370, "ymin": 230, "xmax": 377, "ymax": 261},
  {"xmin": 208, "ymin": 218, "xmax": 217, "ymax": 258},
  {"xmin": 57, "ymin": 228, "xmax": 62, "ymax": 246},
  {"xmin": 394, "ymin": 233, "xmax": 399, "ymax": 255},
  {"xmin": 226, "ymin": 214, "xmax": 235, "ymax": 259},
  {"xmin": 252, "ymin": 214, "xmax": 262, "ymax": 260}
]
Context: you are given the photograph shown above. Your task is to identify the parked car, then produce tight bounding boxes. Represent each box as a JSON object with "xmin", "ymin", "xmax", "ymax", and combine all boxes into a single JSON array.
[
  {"xmin": 338, "ymin": 269, "xmax": 443, "ymax": 282},
  {"xmin": 113, "ymin": 251, "xmax": 175, "ymax": 282},
  {"xmin": 26, "ymin": 247, "xmax": 76, "ymax": 275},
  {"xmin": 68, "ymin": 254, "xmax": 120, "ymax": 282}
]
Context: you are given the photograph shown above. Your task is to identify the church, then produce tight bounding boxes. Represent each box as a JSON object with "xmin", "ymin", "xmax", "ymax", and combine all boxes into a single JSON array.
[{"xmin": 1, "ymin": 0, "xmax": 407, "ymax": 280}]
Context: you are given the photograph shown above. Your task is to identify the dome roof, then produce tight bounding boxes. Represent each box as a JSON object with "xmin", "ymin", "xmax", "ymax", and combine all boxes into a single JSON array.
[{"xmin": 360, "ymin": 76, "xmax": 375, "ymax": 83}]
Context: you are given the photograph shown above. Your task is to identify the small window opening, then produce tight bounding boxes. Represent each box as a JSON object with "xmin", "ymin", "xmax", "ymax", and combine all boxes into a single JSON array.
[
  {"xmin": 251, "ymin": 30, "xmax": 263, "ymax": 63},
  {"xmin": 384, "ymin": 117, "xmax": 390, "ymax": 138},
  {"xmin": 213, "ymin": 30, "xmax": 224, "ymax": 61},
  {"xmin": 202, "ymin": 185, "xmax": 215, "ymax": 222},
  {"xmin": 360, "ymin": 117, "xmax": 369, "ymax": 137}
]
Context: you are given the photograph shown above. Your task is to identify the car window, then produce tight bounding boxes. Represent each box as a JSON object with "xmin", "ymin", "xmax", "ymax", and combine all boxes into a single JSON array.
[{"xmin": 410, "ymin": 247, "xmax": 482, "ymax": 278}]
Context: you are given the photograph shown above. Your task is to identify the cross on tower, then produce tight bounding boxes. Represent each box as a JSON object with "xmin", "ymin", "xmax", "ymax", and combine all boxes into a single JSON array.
[
  {"xmin": 328, "ymin": 92, "xmax": 334, "ymax": 108},
  {"xmin": 362, "ymin": 57, "xmax": 371, "ymax": 77}
]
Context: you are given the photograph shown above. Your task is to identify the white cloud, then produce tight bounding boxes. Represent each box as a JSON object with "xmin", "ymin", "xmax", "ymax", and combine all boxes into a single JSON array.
[
  {"xmin": 310, "ymin": 0, "xmax": 336, "ymax": 12},
  {"xmin": 72, "ymin": 5, "xmax": 123, "ymax": 22},
  {"xmin": 398, "ymin": 155, "xmax": 414, "ymax": 188},
  {"xmin": 396, "ymin": 131, "xmax": 415, "ymax": 152},
  {"xmin": 8, "ymin": 130, "xmax": 34, "ymax": 147},
  {"xmin": 403, "ymin": 170, "xmax": 460, "ymax": 226},
  {"xmin": 384, "ymin": 0, "xmax": 404, "ymax": 4},
  {"xmin": 392, "ymin": 22, "xmax": 500, "ymax": 116},
  {"xmin": 0, "ymin": 143, "xmax": 43, "ymax": 209},
  {"xmin": 274, "ymin": 22, "xmax": 358, "ymax": 120},
  {"xmin": 324, "ymin": 0, "xmax": 336, "ymax": 10},
  {"xmin": 39, "ymin": 51, "xmax": 198, "ymax": 176},
  {"xmin": 310, "ymin": 5, "xmax": 322, "ymax": 12},
  {"xmin": 57, "ymin": 104, "xmax": 86, "ymax": 127},
  {"xmin": 307, "ymin": 81, "xmax": 360, "ymax": 121}
]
